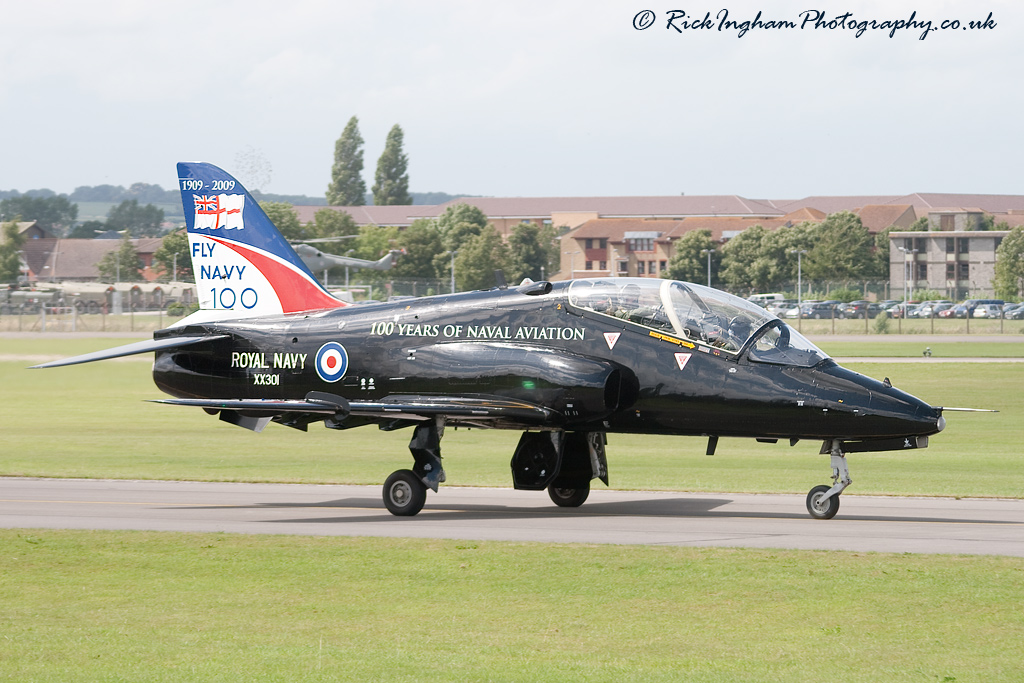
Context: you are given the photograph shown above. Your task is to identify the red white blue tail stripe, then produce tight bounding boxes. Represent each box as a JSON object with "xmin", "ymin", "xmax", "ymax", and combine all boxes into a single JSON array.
[{"xmin": 177, "ymin": 162, "xmax": 346, "ymax": 317}]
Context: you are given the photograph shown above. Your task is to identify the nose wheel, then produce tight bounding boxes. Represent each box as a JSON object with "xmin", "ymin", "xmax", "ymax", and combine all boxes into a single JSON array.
[
  {"xmin": 806, "ymin": 484, "xmax": 840, "ymax": 519},
  {"xmin": 806, "ymin": 440, "xmax": 851, "ymax": 520}
]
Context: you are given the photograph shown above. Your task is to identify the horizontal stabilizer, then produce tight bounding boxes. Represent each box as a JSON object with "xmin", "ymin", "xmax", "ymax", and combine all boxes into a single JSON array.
[{"xmin": 29, "ymin": 335, "xmax": 229, "ymax": 369}]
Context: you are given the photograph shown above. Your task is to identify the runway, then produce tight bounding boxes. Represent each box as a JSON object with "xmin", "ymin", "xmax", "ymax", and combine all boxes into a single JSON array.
[{"xmin": 2, "ymin": 478, "xmax": 1022, "ymax": 556}]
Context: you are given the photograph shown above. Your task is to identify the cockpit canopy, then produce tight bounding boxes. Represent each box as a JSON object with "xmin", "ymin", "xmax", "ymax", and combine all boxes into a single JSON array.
[{"xmin": 567, "ymin": 278, "xmax": 829, "ymax": 368}]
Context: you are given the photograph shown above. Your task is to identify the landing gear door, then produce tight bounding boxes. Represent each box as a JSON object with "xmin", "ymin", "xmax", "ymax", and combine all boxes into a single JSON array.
[
  {"xmin": 511, "ymin": 431, "xmax": 565, "ymax": 490},
  {"xmin": 587, "ymin": 432, "xmax": 609, "ymax": 486}
]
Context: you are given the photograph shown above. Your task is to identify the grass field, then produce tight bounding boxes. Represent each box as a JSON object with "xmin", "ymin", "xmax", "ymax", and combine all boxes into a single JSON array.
[
  {"xmin": 0, "ymin": 312, "xmax": 178, "ymax": 334},
  {"xmin": 3, "ymin": 338, "xmax": 1024, "ymax": 681},
  {"xmin": 2, "ymin": 531, "xmax": 1023, "ymax": 682},
  {"xmin": 5, "ymin": 310, "xmax": 1024, "ymax": 336},
  {"xmin": 818, "ymin": 340, "xmax": 1024, "ymax": 358},
  {"xmin": 1, "ymin": 337, "xmax": 1020, "ymax": 498}
]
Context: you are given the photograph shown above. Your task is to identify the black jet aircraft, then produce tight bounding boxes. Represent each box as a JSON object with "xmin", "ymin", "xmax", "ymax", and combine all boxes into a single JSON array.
[{"xmin": 34, "ymin": 162, "xmax": 951, "ymax": 519}]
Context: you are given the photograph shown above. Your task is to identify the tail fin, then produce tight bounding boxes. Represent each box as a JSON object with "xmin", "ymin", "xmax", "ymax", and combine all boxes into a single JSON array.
[{"xmin": 177, "ymin": 162, "xmax": 346, "ymax": 318}]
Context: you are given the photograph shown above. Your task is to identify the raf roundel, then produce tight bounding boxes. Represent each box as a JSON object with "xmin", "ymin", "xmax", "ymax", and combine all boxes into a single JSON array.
[{"xmin": 315, "ymin": 342, "xmax": 349, "ymax": 383}]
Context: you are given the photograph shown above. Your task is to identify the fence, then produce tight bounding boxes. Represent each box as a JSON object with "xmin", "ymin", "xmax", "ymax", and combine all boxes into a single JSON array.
[{"xmin": 0, "ymin": 304, "xmax": 185, "ymax": 334}]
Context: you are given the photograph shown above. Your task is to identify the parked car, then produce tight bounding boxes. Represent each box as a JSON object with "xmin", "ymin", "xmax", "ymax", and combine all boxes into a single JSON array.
[
  {"xmin": 748, "ymin": 293, "xmax": 785, "ymax": 308},
  {"xmin": 1003, "ymin": 303, "xmax": 1024, "ymax": 320},
  {"xmin": 766, "ymin": 299, "xmax": 798, "ymax": 317},
  {"xmin": 800, "ymin": 300, "xmax": 841, "ymax": 319},
  {"xmin": 780, "ymin": 304, "xmax": 802, "ymax": 319},
  {"xmin": 884, "ymin": 301, "xmax": 920, "ymax": 319},
  {"xmin": 972, "ymin": 304, "xmax": 1003, "ymax": 318},
  {"xmin": 910, "ymin": 301, "xmax": 953, "ymax": 319},
  {"xmin": 837, "ymin": 300, "xmax": 882, "ymax": 319},
  {"xmin": 961, "ymin": 299, "xmax": 1005, "ymax": 317}
]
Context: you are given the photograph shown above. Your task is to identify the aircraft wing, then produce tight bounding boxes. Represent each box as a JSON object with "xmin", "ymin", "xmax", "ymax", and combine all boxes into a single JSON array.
[{"xmin": 152, "ymin": 393, "xmax": 553, "ymax": 423}]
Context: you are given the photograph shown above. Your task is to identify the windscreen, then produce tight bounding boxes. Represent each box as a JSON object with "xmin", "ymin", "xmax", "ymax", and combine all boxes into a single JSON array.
[
  {"xmin": 745, "ymin": 321, "xmax": 829, "ymax": 367},
  {"xmin": 567, "ymin": 278, "xmax": 829, "ymax": 366}
]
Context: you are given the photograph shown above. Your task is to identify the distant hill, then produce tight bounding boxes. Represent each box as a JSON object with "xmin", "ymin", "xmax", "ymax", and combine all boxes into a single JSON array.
[{"xmin": 1, "ymin": 185, "xmax": 476, "ymax": 215}]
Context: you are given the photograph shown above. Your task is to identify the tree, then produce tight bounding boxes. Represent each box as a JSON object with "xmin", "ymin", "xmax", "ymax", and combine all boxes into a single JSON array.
[
  {"xmin": 868, "ymin": 227, "xmax": 895, "ymax": 279},
  {"xmin": 372, "ymin": 124, "xmax": 411, "ymax": 206},
  {"xmin": 326, "ymin": 116, "xmax": 367, "ymax": 206},
  {"xmin": 0, "ymin": 195, "xmax": 77, "ymax": 235},
  {"xmin": 436, "ymin": 203, "xmax": 488, "ymax": 251},
  {"xmin": 802, "ymin": 211, "xmax": 874, "ymax": 282},
  {"xmin": 126, "ymin": 182, "xmax": 175, "ymax": 204},
  {"xmin": 348, "ymin": 224, "xmax": 400, "ymax": 285},
  {"xmin": 106, "ymin": 199, "xmax": 165, "ymax": 237},
  {"xmin": 391, "ymin": 219, "xmax": 444, "ymax": 279},
  {"xmin": 259, "ymin": 202, "xmax": 304, "ymax": 241},
  {"xmin": 993, "ymin": 225, "xmax": 1024, "ymax": 300},
  {"xmin": 69, "ymin": 184, "xmax": 125, "ymax": 202},
  {"xmin": 97, "ymin": 233, "xmax": 143, "ymax": 282},
  {"xmin": 299, "ymin": 209, "xmax": 362, "ymax": 266},
  {"xmin": 307, "ymin": 208, "xmax": 359, "ymax": 242},
  {"xmin": 455, "ymin": 226, "xmax": 509, "ymax": 291},
  {"xmin": 664, "ymin": 229, "xmax": 718, "ymax": 284},
  {"xmin": 507, "ymin": 222, "xmax": 557, "ymax": 283},
  {"xmin": 0, "ymin": 218, "xmax": 26, "ymax": 283},
  {"xmin": 152, "ymin": 231, "xmax": 192, "ymax": 281},
  {"xmin": 718, "ymin": 222, "xmax": 817, "ymax": 293},
  {"xmin": 719, "ymin": 225, "xmax": 772, "ymax": 292},
  {"xmin": 431, "ymin": 203, "xmax": 490, "ymax": 277},
  {"xmin": 907, "ymin": 216, "xmax": 931, "ymax": 231},
  {"xmin": 68, "ymin": 220, "xmax": 107, "ymax": 238}
]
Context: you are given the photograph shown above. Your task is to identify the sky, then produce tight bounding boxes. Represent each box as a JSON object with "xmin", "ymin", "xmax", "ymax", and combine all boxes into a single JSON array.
[{"xmin": 1, "ymin": 0, "xmax": 1020, "ymax": 200}]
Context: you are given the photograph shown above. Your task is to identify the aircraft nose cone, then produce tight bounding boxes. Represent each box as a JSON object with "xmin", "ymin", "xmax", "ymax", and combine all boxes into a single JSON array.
[{"xmin": 910, "ymin": 400, "xmax": 944, "ymax": 436}]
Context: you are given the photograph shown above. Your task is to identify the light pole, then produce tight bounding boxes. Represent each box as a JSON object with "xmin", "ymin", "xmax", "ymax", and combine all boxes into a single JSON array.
[
  {"xmin": 447, "ymin": 250, "xmax": 459, "ymax": 293},
  {"xmin": 897, "ymin": 246, "xmax": 918, "ymax": 331},
  {"xmin": 563, "ymin": 250, "xmax": 580, "ymax": 280},
  {"xmin": 700, "ymin": 248, "xmax": 715, "ymax": 287},
  {"xmin": 789, "ymin": 249, "xmax": 808, "ymax": 330},
  {"xmin": 897, "ymin": 247, "xmax": 918, "ymax": 307},
  {"xmin": 789, "ymin": 249, "xmax": 808, "ymax": 306}
]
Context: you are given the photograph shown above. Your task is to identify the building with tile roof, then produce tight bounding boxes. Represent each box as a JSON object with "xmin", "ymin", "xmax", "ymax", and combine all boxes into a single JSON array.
[{"xmin": 20, "ymin": 238, "xmax": 164, "ymax": 283}]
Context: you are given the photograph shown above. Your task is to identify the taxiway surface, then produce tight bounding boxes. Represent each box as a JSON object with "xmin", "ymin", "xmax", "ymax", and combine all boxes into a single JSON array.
[{"xmin": 2, "ymin": 478, "xmax": 1022, "ymax": 556}]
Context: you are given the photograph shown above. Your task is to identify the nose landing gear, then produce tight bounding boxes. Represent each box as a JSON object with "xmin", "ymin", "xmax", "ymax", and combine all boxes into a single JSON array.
[{"xmin": 806, "ymin": 439, "xmax": 851, "ymax": 520}]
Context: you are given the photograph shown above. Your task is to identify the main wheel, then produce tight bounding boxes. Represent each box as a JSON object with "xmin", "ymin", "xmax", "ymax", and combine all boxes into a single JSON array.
[
  {"xmin": 547, "ymin": 481, "xmax": 590, "ymax": 508},
  {"xmin": 383, "ymin": 469, "xmax": 427, "ymax": 516},
  {"xmin": 806, "ymin": 484, "xmax": 840, "ymax": 520}
]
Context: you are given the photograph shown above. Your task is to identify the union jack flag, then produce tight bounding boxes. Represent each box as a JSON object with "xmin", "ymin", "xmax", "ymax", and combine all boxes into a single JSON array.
[
  {"xmin": 192, "ymin": 193, "xmax": 245, "ymax": 230},
  {"xmin": 194, "ymin": 195, "xmax": 218, "ymax": 212}
]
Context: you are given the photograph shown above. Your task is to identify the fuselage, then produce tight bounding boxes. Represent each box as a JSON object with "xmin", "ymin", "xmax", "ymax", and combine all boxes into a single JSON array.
[{"xmin": 153, "ymin": 279, "xmax": 943, "ymax": 444}]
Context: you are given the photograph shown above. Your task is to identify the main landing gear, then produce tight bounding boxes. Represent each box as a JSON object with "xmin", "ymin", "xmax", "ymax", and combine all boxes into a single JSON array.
[
  {"xmin": 806, "ymin": 439, "xmax": 851, "ymax": 520},
  {"xmin": 547, "ymin": 481, "xmax": 591, "ymax": 508},
  {"xmin": 380, "ymin": 426, "xmax": 608, "ymax": 517},
  {"xmin": 382, "ymin": 417, "xmax": 445, "ymax": 516}
]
